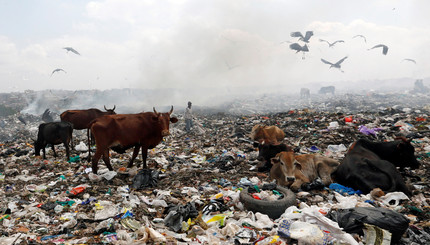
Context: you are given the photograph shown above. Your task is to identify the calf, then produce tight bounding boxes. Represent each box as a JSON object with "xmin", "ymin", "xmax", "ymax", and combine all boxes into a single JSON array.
[
  {"xmin": 331, "ymin": 138, "xmax": 418, "ymax": 196},
  {"xmin": 250, "ymin": 125, "xmax": 285, "ymax": 144},
  {"xmin": 270, "ymin": 151, "xmax": 339, "ymax": 191},
  {"xmin": 255, "ymin": 141, "xmax": 292, "ymax": 172},
  {"xmin": 34, "ymin": 122, "xmax": 73, "ymax": 160}
]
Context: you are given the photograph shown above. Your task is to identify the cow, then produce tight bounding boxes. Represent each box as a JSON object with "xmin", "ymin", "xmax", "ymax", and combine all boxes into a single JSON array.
[
  {"xmin": 89, "ymin": 106, "xmax": 178, "ymax": 174},
  {"xmin": 270, "ymin": 151, "xmax": 340, "ymax": 191},
  {"xmin": 319, "ymin": 86, "xmax": 335, "ymax": 95},
  {"xmin": 331, "ymin": 137, "xmax": 419, "ymax": 196},
  {"xmin": 255, "ymin": 141, "xmax": 292, "ymax": 172},
  {"xmin": 34, "ymin": 121, "xmax": 73, "ymax": 160},
  {"xmin": 60, "ymin": 106, "xmax": 116, "ymax": 156},
  {"xmin": 250, "ymin": 124, "xmax": 285, "ymax": 144},
  {"xmin": 300, "ymin": 88, "xmax": 310, "ymax": 99}
]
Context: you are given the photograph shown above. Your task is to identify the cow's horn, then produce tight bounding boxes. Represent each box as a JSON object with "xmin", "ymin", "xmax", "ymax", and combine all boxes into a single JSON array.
[
  {"xmin": 153, "ymin": 107, "xmax": 158, "ymax": 114},
  {"xmin": 169, "ymin": 105, "xmax": 173, "ymax": 114},
  {"xmin": 104, "ymin": 105, "xmax": 107, "ymax": 110},
  {"xmin": 112, "ymin": 105, "xmax": 116, "ymax": 110}
]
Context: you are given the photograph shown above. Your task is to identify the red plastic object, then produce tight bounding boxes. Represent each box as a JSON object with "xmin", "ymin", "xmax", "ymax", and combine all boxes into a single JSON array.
[
  {"xmin": 252, "ymin": 194, "xmax": 261, "ymax": 200},
  {"xmin": 69, "ymin": 186, "xmax": 85, "ymax": 195},
  {"xmin": 345, "ymin": 117, "xmax": 353, "ymax": 122}
]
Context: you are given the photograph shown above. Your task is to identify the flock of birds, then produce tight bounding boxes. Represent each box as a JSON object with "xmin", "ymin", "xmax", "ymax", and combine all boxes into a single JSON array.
[
  {"xmin": 50, "ymin": 47, "xmax": 80, "ymax": 77},
  {"xmin": 287, "ymin": 31, "xmax": 415, "ymax": 73}
]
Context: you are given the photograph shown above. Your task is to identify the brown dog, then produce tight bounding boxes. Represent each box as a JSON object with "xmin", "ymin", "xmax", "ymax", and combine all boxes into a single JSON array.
[{"xmin": 270, "ymin": 151, "xmax": 340, "ymax": 191}]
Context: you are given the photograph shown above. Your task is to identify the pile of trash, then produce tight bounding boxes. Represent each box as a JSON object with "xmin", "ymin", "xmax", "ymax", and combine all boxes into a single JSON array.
[{"xmin": 0, "ymin": 92, "xmax": 430, "ymax": 244}]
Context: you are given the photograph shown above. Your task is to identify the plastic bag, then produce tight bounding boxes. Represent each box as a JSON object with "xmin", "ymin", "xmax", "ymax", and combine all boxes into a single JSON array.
[
  {"xmin": 327, "ymin": 206, "xmax": 410, "ymax": 242},
  {"xmin": 131, "ymin": 169, "xmax": 159, "ymax": 189}
]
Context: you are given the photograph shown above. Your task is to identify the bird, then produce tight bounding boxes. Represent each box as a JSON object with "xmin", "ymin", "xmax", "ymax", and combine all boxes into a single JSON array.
[
  {"xmin": 63, "ymin": 47, "xmax": 80, "ymax": 55},
  {"xmin": 289, "ymin": 43, "xmax": 309, "ymax": 59},
  {"xmin": 402, "ymin": 58, "xmax": 416, "ymax": 64},
  {"xmin": 224, "ymin": 60, "xmax": 240, "ymax": 70},
  {"xmin": 368, "ymin": 44, "xmax": 388, "ymax": 55},
  {"xmin": 51, "ymin": 68, "xmax": 67, "ymax": 77},
  {"xmin": 290, "ymin": 31, "xmax": 313, "ymax": 43},
  {"xmin": 352, "ymin": 35, "xmax": 367, "ymax": 43},
  {"xmin": 319, "ymin": 39, "xmax": 344, "ymax": 48},
  {"xmin": 320, "ymin": 56, "xmax": 348, "ymax": 72}
]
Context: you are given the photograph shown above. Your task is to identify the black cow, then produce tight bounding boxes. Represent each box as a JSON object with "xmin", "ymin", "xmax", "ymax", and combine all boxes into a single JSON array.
[
  {"xmin": 34, "ymin": 122, "xmax": 73, "ymax": 160},
  {"xmin": 255, "ymin": 141, "xmax": 292, "ymax": 172},
  {"xmin": 331, "ymin": 138, "xmax": 419, "ymax": 196},
  {"xmin": 319, "ymin": 86, "xmax": 335, "ymax": 95}
]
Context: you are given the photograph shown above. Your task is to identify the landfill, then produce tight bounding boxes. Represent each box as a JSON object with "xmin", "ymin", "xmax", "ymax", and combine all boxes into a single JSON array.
[{"xmin": 0, "ymin": 89, "xmax": 430, "ymax": 244}]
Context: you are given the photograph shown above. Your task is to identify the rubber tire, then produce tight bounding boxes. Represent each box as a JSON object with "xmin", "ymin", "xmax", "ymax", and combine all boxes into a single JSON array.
[{"xmin": 239, "ymin": 185, "xmax": 296, "ymax": 219}]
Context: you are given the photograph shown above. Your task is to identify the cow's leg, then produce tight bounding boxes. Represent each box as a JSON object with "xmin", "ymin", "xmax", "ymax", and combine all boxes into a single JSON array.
[
  {"xmin": 102, "ymin": 149, "xmax": 113, "ymax": 171},
  {"xmin": 128, "ymin": 146, "xmax": 140, "ymax": 168},
  {"xmin": 87, "ymin": 129, "xmax": 91, "ymax": 162},
  {"xmin": 141, "ymin": 146, "xmax": 148, "ymax": 169},
  {"xmin": 64, "ymin": 141, "xmax": 70, "ymax": 160},
  {"xmin": 52, "ymin": 145, "xmax": 57, "ymax": 158},
  {"xmin": 91, "ymin": 149, "xmax": 103, "ymax": 174},
  {"xmin": 42, "ymin": 144, "xmax": 47, "ymax": 159},
  {"xmin": 317, "ymin": 163, "xmax": 334, "ymax": 186}
]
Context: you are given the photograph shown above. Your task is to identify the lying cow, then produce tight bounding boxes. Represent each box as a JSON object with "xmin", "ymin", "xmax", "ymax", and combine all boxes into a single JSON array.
[
  {"xmin": 34, "ymin": 121, "xmax": 73, "ymax": 160},
  {"xmin": 270, "ymin": 151, "xmax": 339, "ymax": 191},
  {"xmin": 255, "ymin": 141, "xmax": 292, "ymax": 172},
  {"xmin": 331, "ymin": 138, "xmax": 418, "ymax": 196},
  {"xmin": 90, "ymin": 106, "xmax": 178, "ymax": 174},
  {"xmin": 250, "ymin": 125, "xmax": 285, "ymax": 144}
]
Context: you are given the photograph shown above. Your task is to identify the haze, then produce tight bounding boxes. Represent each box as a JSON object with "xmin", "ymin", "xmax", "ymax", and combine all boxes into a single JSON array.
[{"xmin": 1, "ymin": 0, "xmax": 429, "ymax": 107}]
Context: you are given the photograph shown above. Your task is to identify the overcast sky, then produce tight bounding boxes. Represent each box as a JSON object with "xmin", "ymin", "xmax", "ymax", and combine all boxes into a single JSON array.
[{"xmin": 1, "ymin": 0, "xmax": 429, "ymax": 98}]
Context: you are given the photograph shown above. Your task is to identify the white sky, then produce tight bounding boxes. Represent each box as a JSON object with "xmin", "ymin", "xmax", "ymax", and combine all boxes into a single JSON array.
[{"xmin": 1, "ymin": 0, "xmax": 429, "ymax": 97}]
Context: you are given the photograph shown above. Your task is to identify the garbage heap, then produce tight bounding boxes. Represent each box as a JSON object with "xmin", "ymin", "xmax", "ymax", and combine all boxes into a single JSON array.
[{"xmin": 0, "ymin": 94, "xmax": 430, "ymax": 244}]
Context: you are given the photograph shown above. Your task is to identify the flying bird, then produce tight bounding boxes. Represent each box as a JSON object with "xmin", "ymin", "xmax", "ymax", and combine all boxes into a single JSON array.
[
  {"xmin": 320, "ymin": 56, "xmax": 348, "ymax": 72},
  {"xmin": 319, "ymin": 39, "xmax": 344, "ymax": 48},
  {"xmin": 352, "ymin": 35, "xmax": 367, "ymax": 43},
  {"xmin": 63, "ymin": 47, "xmax": 80, "ymax": 55},
  {"xmin": 224, "ymin": 60, "xmax": 240, "ymax": 70},
  {"xmin": 290, "ymin": 31, "xmax": 314, "ymax": 43},
  {"xmin": 51, "ymin": 68, "xmax": 67, "ymax": 77},
  {"xmin": 289, "ymin": 43, "xmax": 309, "ymax": 59},
  {"xmin": 402, "ymin": 58, "xmax": 416, "ymax": 64},
  {"xmin": 368, "ymin": 44, "xmax": 388, "ymax": 55}
]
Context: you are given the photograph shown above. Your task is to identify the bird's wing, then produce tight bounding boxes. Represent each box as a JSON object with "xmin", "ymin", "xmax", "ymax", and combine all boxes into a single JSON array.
[
  {"xmin": 403, "ymin": 58, "xmax": 417, "ymax": 64},
  {"xmin": 289, "ymin": 43, "xmax": 302, "ymax": 51},
  {"xmin": 335, "ymin": 56, "xmax": 348, "ymax": 65},
  {"xmin": 333, "ymin": 40, "xmax": 345, "ymax": 45},
  {"xmin": 319, "ymin": 39, "xmax": 330, "ymax": 45},
  {"xmin": 304, "ymin": 31, "xmax": 313, "ymax": 41},
  {"xmin": 70, "ymin": 48, "xmax": 80, "ymax": 55},
  {"xmin": 290, "ymin": 32, "xmax": 304, "ymax": 39},
  {"xmin": 320, "ymin": 58, "xmax": 333, "ymax": 65},
  {"xmin": 353, "ymin": 35, "xmax": 366, "ymax": 43},
  {"xmin": 382, "ymin": 45, "xmax": 388, "ymax": 55}
]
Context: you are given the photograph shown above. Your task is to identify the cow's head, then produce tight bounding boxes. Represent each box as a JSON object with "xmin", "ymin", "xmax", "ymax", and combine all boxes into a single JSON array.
[
  {"xmin": 153, "ymin": 106, "xmax": 178, "ymax": 136},
  {"xmin": 104, "ymin": 105, "xmax": 116, "ymax": 115},
  {"xmin": 271, "ymin": 151, "xmax": 297, "ymax": 185},
  {"xmin": 395, "ymin": 137, "xmax": 420, "ymax": 169}
]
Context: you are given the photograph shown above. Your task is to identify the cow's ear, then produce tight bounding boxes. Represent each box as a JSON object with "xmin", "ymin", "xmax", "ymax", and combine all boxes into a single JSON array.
[
  {"xmin": 170, "ymin": 117, "xmax": 178, "ymax": 123},
  {"xmin": 294, "ymin": 161, "xmax": 302, "ymax": 170},
  {"xmin": 271, "ymin": 156, "xmax": 280, "ymax": 165}
]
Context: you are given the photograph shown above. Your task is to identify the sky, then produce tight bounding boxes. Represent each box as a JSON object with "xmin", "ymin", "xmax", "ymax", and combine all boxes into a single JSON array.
[{"xmin": 1, "ymin": 0, "xmax": 430, "ymax": 104}]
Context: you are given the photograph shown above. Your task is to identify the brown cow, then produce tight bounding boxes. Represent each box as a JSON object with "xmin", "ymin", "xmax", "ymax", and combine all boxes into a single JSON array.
[
  {"xmin": 250, "ymin": 124, "xmax": 285, "ymax": 144},
  {"xmin": 60, "ymin": 106, "xmax": 116, "ymax": 156},
  {"xmin": 89, "ymin": 106, "xmax": 178, "ymax": 174},
  {"xmin": 270, "ymin": 151, "xmax": 339, "ymax": 191}
]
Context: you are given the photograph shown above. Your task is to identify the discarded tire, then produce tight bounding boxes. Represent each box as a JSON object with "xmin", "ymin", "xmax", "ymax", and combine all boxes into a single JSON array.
[{"xmin": 239, "ymin": 186, "xmax": 296, "ymax": 219}]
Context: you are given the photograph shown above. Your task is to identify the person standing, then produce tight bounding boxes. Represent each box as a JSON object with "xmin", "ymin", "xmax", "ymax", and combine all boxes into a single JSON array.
[{"xmin": 184, "ymin": 101, "xmax": 193, "ymax": 133}]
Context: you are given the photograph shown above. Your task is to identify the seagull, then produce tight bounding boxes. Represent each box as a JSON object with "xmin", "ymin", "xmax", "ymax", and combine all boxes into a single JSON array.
[
  {"xmin": 290, "ymin": 31, "xmax": 314, "ymax": 43},
  {"xmin": 224, "ymin": 60, "xmax": 240, "ymax": 70},
  {"xmin": 368, "ymin": 44, "xmax": 388, "ymax": 55},
  {"xmin": 289, "ymin": 43, "xmax": 309, "ymax": 59},
  {"xmin": 63, "ymin": 47, "xmax": 80, "ymax": 55},
  {"xmin": 51, "ymin": 68, "xmax": 67, "ymax": 77},
  {"xmin": 319, "ymin": 39, "xmax": 344, "ymax": 48},
  {"xmin": 352, "ymin": 35, "xmax": 367, "ymax": 43},
  {"xmin": 402, "ymin": 58, "xmax": 416, "ymax": 64},
  {"xmin": 320, "ymin": 56, "xmax": 348, "ymax": 72}
]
